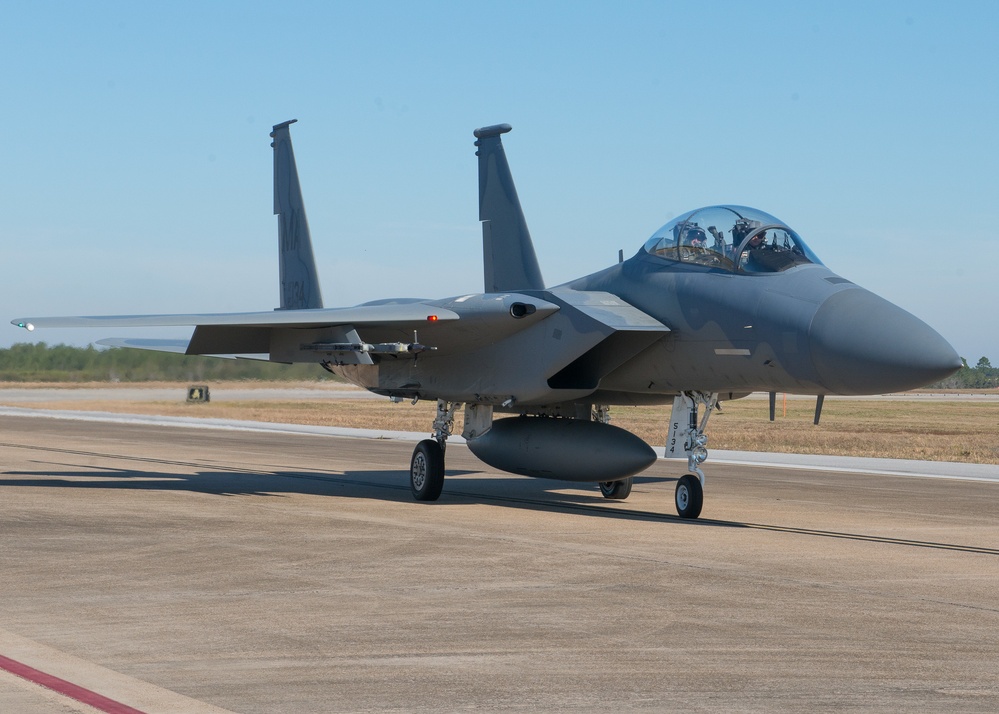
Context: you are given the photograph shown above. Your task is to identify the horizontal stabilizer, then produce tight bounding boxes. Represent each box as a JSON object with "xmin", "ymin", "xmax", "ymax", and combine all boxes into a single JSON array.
[
  {"xmin": 96, "ymin": 338, "xmax": 191, "ymax": 353},
  {"xmin": 96, "ymin": 337, "xmax": 267, "ymax": 361}
]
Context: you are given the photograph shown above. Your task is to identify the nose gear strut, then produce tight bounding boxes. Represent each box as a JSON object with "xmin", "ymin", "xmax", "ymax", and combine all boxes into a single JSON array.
[{"xmin": 666, "ymin": 391, "xmax": 718, "ymax": 518}]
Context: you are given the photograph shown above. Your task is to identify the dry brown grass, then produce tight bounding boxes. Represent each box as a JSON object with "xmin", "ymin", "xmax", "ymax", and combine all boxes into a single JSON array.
[
  {"xmin": 13, "ymin": 388, "xmax": 999, "ymax": 465},
  {"xmin": 690, "ymin": 398, "xmax": 999, "ymax": 463}
]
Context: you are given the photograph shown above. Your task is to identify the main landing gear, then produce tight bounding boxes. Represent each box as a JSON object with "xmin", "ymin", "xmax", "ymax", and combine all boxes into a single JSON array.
[
  {"xmin": 410, "ymin": 400, "xmax": 460, "ymax": 501},
  {"xmin": 410, "ymin": 394, "xmax": 718, "ymax": 520},
  {"xmin": 599, "ymin": 478, "xmax": 633, "ymax": 499},
  {"xmin": 410, "ymin": 440, "xmax": 444, "ymax": 500},
  {"xmin": 590, "ymin": 404, "xmax": 634, "ymax": 500},
  {"xmin": 666, "ymin": 391, "xmax": 718, "ymax": 519}
]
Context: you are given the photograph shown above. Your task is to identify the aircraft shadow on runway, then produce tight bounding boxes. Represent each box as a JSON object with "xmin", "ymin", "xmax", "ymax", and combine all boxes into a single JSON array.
[
  {"xmin": 0, "ymin": 463, "xmax": 682, "ymax": 523},
  {"xmin": 7, "ymin": 464, "xmax": 995, "ymax": 553}
]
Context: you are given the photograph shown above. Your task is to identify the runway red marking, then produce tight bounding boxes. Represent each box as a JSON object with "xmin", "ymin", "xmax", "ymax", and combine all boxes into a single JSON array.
[{"xmin": 0, "ymin": 653, "xmax": 145, "ymax": 714}]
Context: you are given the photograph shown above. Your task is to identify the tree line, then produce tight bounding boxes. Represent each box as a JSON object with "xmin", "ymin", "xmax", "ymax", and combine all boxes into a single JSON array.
[
  {"xmin": 932, "ymin": 357, "xmax": 999, "ymax": 389},
  {"xmin": 0, "ymin": 343, "xmax": 334, "ymax": 382}
]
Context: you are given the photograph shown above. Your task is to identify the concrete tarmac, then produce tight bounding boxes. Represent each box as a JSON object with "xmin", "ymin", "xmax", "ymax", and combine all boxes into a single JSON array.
[{"xmin": 1, "ymin": 414, "xmax": 997, "ymax": 712}]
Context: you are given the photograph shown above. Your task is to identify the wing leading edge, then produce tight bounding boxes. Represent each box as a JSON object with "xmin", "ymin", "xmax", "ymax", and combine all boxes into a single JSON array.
[
  {"xmin": 12, "ymin": 303, "xmax": 461, "ymax": 361},
  {"xmin": 12, "ymin": 294, "xmax": 568, "ymax": 364}
]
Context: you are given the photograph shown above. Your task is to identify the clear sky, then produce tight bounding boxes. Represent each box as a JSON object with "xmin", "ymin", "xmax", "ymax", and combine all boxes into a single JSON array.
[{"xmin": 3, "ymin": 1, "xmax": 997, "ymax": 362}]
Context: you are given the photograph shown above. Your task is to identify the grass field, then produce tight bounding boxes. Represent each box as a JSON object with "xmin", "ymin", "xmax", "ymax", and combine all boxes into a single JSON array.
[{"xmin": 7, "ymin": 382, "xmax": 998, "ymax": 465}]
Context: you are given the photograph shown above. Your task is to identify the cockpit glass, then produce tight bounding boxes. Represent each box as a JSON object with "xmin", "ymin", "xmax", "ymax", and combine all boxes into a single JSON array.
[{"xmin": 642, "ymin": 205, "xmax": 822, "ymax": 273}]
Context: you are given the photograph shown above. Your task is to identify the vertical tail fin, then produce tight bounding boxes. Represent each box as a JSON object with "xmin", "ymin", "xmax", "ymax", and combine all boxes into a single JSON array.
[
  {"xmin": 271, "ymin": 119, "xmax": 324, "ymax": 310},
  {"xmin": 473, "ymin": 124, "xmax": 545, "ymax": 293}
]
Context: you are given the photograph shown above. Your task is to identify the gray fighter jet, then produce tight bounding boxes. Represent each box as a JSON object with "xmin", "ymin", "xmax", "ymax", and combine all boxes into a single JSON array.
[{"xmin": 13, "ymin": 121, "xmax": 961, "ymax": 518}]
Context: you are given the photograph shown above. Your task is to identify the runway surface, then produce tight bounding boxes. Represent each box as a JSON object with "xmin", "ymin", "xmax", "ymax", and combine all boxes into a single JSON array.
[{"xmin": 1, "ymin": 413, "xmax": 997, "ymax": 712}]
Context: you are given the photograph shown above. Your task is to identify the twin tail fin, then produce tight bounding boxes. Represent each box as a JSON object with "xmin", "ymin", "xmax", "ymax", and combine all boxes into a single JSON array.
[
  {"xmin": 271, "ymin": 119, "xmax": 324, "ymax": 310},
  {"xmin": 270, "ymin": 120, "xmax": 543, "ymax": 308},
  {"xmin": 474, "ymin": 124, "xmax": 545, "ymax": 293}
]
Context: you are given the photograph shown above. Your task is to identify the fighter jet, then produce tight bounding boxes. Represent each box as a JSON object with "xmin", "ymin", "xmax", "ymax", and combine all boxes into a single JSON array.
[{"xmin": 13, "ymin": 121, "xmax": 961, "ymax": 519}]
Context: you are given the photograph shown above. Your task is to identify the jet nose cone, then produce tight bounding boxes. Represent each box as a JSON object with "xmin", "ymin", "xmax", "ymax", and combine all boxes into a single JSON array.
[{"xmin": 809, "ymin": 289, "xmax": 962, "ymax": 394}]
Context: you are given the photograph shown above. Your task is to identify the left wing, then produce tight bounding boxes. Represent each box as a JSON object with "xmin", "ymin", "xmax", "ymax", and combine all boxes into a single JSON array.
[{"xmin": 13, "ymin": 294, "xmax": 560, "ymax": 364}]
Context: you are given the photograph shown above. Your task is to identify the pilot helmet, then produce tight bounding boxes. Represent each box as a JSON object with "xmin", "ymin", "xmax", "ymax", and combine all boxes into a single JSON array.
[
  {"xmin": 673, "ymin": 221, "xmax": 707, "ymax": 245},
  {"xmin": 732, "ymin": 218, "xmax": 762, "ymax": 243}
]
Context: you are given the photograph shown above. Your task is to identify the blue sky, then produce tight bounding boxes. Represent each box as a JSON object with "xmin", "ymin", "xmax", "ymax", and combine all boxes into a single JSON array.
[{"xmin": 3, "ymin": 1, "xmax": 997, "ymax": 362}]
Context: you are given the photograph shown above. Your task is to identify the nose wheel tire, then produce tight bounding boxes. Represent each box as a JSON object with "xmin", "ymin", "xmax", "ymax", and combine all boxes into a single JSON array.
[
  {"xmin": 675, "ymin": 474, "xmax": 703, "ymax": 519},
  {"xmin": 411, "ymin": 439, "xmax": 445, "ymax": 501},
  {"xmin": 599, "ymin": 477, "xmax": 633, "ymax": 499}
]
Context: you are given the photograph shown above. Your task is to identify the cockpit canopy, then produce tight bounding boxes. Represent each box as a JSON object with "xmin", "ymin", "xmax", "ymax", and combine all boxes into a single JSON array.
[{"xmin": 642, "ymin": 205, "xmax": 822, "ymax": 273}]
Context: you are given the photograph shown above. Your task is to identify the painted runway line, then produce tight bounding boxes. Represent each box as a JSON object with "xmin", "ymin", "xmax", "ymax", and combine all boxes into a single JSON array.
[{"xmin": 0, "ymin": 654, "xmax": 144, "ymax": 714}]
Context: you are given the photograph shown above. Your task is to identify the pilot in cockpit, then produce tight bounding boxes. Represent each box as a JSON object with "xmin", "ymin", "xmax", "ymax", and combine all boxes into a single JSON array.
[
  {"xmin": 643, "ymin": 207, "xmax": 818, "ymax": 273},
  {"xmin": 677, "ymin": 224, "xmax": 707, "ymax": 248},
  {"xmin": 731, "ymin": 218, "xmax": 763, "ymax": 261}
]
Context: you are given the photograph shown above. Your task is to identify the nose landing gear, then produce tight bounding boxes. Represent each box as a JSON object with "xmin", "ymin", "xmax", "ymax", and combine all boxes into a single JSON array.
[
  {"xmin": 666, "ymin": 391, "xmax": 718, "ymax": 519},
  {"xmin": 674, "ymin": 474, "xmax": 703, "ymax": 519}
]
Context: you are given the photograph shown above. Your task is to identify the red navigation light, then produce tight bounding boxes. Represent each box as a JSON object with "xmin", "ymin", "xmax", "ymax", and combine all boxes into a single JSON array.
[{"xmin": 427, "ymin": 315, "xmax": 438, "ymax": 322}]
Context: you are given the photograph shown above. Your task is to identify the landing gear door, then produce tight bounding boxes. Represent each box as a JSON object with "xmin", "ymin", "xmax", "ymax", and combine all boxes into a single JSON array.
[{"xmin": 665, "ymin": 395, "xmax": 693, "ymax": 459}]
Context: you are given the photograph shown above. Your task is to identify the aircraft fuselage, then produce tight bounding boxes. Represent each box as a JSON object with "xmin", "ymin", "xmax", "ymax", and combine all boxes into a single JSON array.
[{"xmin": 329, "ymin": 251, "xmax": 958, "ymax": 407}]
